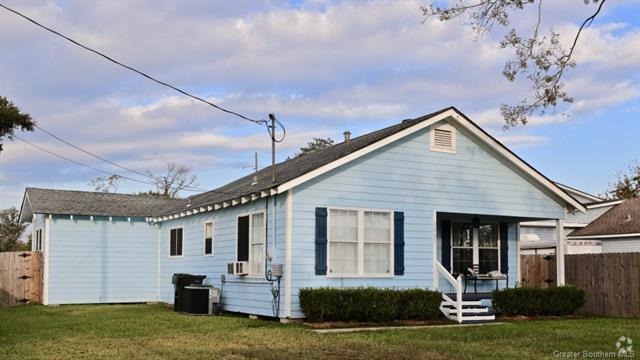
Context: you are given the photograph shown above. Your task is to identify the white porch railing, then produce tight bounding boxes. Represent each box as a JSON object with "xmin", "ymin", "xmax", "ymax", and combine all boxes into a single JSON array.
[{"xmin": 434, "ymin": 260, "xmax": 463, "ymax": 323}]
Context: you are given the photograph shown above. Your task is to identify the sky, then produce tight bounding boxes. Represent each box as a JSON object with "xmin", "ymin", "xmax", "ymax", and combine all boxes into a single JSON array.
[{"xmin": 1, "ymin": 0, "xmax": 639, "ymax": 210}]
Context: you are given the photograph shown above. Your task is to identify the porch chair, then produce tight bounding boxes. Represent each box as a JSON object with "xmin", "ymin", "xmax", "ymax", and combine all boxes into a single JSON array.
[{"xmin": 463, "ymin": 264, "xmax": 509, "ymax": 294}]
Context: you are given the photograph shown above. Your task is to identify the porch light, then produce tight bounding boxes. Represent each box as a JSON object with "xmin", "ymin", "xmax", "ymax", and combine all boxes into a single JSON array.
[{"xmin": 472, "ymin": 216, "xmax": 480, "ymax": 228}]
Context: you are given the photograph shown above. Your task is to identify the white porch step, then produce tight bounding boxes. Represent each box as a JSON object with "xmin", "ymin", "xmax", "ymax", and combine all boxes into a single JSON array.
[{"xmin": 440, "ymin": 300, "xmax": 496, "ymax": 323}]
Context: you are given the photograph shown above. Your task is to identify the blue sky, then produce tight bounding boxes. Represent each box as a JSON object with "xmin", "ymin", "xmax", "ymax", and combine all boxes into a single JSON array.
[{"xmin": 0, "ymin": 0, "xmax": 638, "ymax": 208}]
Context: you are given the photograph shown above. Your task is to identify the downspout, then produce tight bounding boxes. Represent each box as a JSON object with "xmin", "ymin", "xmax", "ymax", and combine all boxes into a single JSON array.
[{"xmin": 157, "ymin": 222, "xmax": 161, "ymax": 302}]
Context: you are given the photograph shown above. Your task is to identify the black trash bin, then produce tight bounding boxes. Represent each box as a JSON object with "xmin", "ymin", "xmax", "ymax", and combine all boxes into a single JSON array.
[{"xmin": 172, "ymin": 273, "xmax": 206, "ymax": 312}]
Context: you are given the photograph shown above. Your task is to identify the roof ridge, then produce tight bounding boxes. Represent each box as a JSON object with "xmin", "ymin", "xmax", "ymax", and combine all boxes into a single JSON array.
[{"xmin": 27, "ymin": 187, "xmax": 184, "ymax": 201}]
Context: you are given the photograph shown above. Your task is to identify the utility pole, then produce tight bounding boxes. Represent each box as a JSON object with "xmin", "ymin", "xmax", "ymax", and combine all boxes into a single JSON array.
[{"xmin": 269, "ymin": 113, "xmax": 276, "ymax": 183}]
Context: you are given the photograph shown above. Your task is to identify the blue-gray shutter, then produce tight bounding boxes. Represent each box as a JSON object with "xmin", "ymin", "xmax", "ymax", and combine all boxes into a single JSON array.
[
  {"xmin": 500, "ymin": 222, "xmax": 509, "ymax": 275},
  {"xmin": 315, "ymin": 207, "xmax": 328, "ymax": 275},
  {"xmin": 394, "ymin": 211, "xmax": 405, "ymax": 275},
  {"xmin": 441, "ymin": 220, "xmax": 451, "ymax": 271}
]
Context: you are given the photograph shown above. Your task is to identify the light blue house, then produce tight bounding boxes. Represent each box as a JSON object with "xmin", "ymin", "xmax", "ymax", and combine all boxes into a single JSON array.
[{"xmin": 18, "ymin": 107, "xmax": 585, "ymax": 322}]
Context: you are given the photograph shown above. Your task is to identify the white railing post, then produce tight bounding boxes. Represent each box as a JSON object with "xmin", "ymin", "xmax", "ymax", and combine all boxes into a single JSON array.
[{"xmin": 456, "ymin": 275, "xmax": 463, "ymax": 323}]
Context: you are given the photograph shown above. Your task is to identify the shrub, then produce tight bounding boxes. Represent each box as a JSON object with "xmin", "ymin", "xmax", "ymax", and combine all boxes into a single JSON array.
[
  {"xmin": 298, "ymin": 287, "xmax": 442, "ymax": 322},
  {"xmin": 492, "ymin": 286, "xmax": 587, "ymax": 316}
]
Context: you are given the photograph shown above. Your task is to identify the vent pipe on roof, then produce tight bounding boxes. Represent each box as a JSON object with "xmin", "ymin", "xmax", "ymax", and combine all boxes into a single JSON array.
[{"xmin": 343, "ymin": 131, "xmax": 351, "ymax": 142}]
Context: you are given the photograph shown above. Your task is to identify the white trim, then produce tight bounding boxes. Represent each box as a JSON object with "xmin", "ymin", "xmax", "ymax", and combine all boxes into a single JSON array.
[
  {"xmin": 556, "ymin": 183, "xmax": 603, "ymax": 203},
  {"xmin": 235, "ymin": 210, "xmax": 266, "ymax": 277},
  {"xmin": 203, "ymin": 220, "xmax": 214, "ymax": 256},
  {"xmin": 277, "ymin": 110, "xmax": 455, "ymax": 193},
  {"xmin": 568, "ymin": 233, "xmax": 640, "ymax": 240},
  {"xmin": 586, "ymin": 200, "xmax": 624, "ymax": 209},
  {"xmin": 157, "ymin": 224, "xmax": 161, "ymax": 301},
  {"xmin": 448, "ymin": 115, "xmax": 586, "ymax": 213},
  {"xmin": 432, "ymin": 211, "xmax": 438, "ymax": 290},
  {"xmin": 516, "ymin": 223, "xmax": 521, "ymax": 285},
  {"xmin": 326, "ymin": 207, "xmax": 394, "ymax": 278},
  {"xmin": 430, "ymin": 123, "xmax": 456, "ymax": 154},
  {"xmin": 521, "ymin": 221, "xmax": 587, "ymax": 228},
  {"xmin": 168, "ymin": 226, "xmax": 184, "ymax": 258},
  {"xmin": 43, "ymin": 216, "xmax": 50, "ymax": 305},
  {"xmin": 556, "ymin": 217, "xmax": 565, "ymax": 286},
  {"xmin": 275, "ymin": 108, "xmax": 585, "ymax": 213},
  {"xmin": 284, "ymin": 190, "xmax": 293, "ymax": 318}
]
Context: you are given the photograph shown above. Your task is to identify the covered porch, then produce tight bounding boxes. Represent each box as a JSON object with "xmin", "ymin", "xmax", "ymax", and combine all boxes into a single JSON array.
[{"xmin": 432, "ymin": 211, "xmax": 568, "ymax": 322}]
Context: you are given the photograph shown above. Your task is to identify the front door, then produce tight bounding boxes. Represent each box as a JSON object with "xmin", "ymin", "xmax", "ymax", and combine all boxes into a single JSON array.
[{"xmin": 451, "ymin": 222, "xmax": 499, "ymax": 274}]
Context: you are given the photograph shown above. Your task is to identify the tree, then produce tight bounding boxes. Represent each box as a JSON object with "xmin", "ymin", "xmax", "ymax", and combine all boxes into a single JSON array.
[
  {"xmin": 88, "ymin": 174, "xmax": 122, "ymax": 193},
  {"xmin": 0, "ymin": 207, "xmax": 29, "ymax": 252},
  {"xmin": 605, "ymin": 160, "xmax": 639, "ymax": 200},
  {"xmin": 0, "ymin": 96, "xmax": 36, "ymax": 151},
  {"xmin": 295, "ymin": 137, "xmax": 334, "ymax": 157},
  {"xmin": 422, "ymin": 0, "xmax": 607, "ymax": 128},
  {"xmin": 146, "ymin": 162, "xmax": 198, "ymax": 199}
]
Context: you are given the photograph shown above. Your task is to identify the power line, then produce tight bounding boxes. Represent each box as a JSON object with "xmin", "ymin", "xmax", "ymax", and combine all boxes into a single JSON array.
[
  {"xmin": 13, "ymin": 135, "xmax": 238, "ymax": 196},
  {"xmin": 13, "ymin": 134, "xmax": 154, "ymax": 187},
  {"xmin": 0, "ymin": 2, "xmax": 270, "ymax": 128},
  {"xmin": 34, "ymin": 125, "xmax": 210, "ymax": 193}
]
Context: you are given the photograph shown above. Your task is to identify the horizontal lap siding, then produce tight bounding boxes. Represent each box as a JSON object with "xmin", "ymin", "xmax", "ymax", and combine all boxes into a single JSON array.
[
  {"xmin": 159, "ymin": 195, "xmax": 285, "ymax": 318},
  {"xmin": 601, "ymin": 237, "xmax": 640, "ymax": 253},
  {"xmin": 290, "ymin": 121, "xmax": 565, "ymax": 318},
  {"xmin": 47, "ymin": 216, "xmax": 158, "ymax": 304}
]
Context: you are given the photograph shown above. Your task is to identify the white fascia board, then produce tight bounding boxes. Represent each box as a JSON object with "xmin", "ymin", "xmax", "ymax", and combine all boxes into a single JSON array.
[
  {"xmin": 275, "ymin": 107, "xmax": 586, "ymax": 213},
  {"xmin": 276, "ymin": 109, "xmax": 458, "ymax": 193},
  {"xmin": 586, "ymin": 200, "xmax": 624, "ymax": 209},
  {"xmin": 449, "ymin": 115, "xmax": 586, "ymax": 213},
  {"xmin": 568, "ymin": 233, "xmax": 640, "ymax": 240},
  {"xmin": 521, "ymin": 221, "xmax": 588, "ymax": 228},
  {"xmin": 556, "ymin": 183, "xmax": 603, "ymax": 203}
]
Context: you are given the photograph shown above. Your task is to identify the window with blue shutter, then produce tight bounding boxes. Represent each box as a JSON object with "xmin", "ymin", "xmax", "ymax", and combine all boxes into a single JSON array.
[
  {"xmin": 315, "ymin": 207, "xmax": 328, "ymax": 275},
  {"xmin": 394, "ymin": 211, "xmax": 405, "ymax": 275},
  {"xmin": 499, "ymin": 222, "xmax": 509, "ymax": 275}
]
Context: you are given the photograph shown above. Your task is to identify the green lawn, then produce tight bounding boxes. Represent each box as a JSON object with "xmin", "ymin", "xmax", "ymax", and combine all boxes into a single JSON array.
[{"xmin": 0, "ymin": 304, "xmax": 637, "ymax": 359}]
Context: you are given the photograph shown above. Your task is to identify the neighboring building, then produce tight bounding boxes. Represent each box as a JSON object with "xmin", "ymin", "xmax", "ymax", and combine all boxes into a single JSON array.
[
  {"xmin": 520, "ymin": 186, "xmax": 623, "ymax": 255},
  {"xmin": 568, "ymin": 198, "xmax": 640, "ymax": 253},
  {"xmin": 18, "ymin": 107, "xmax": 585, "ymax": 322}
]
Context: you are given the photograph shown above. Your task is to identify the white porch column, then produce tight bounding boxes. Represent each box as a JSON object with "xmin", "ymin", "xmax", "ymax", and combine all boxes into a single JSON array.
[{"xmin": 555, "ymin": 218, "xmax": 565, "ymax": 286}]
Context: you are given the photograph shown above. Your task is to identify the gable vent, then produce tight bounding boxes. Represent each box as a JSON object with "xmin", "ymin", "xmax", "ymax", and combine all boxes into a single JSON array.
[{"xmin": 431, "ymin": 125, "xmax": 456, "ymax": 153}]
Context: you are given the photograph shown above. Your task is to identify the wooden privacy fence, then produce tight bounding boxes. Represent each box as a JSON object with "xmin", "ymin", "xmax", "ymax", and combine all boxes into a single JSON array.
[
  {"xmin": 0, "ymin": 251, "xmax": 42, "ymax": 306},
  {"xmin": 520, "ymin": 253, "xmax": 640, "ymax": 318},
  {"xmin": 520, "ymin": 254, "xmax": 556, "ymax": 288}
]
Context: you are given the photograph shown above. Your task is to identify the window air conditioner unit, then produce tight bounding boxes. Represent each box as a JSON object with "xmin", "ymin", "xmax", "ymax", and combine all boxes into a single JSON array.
[{"xmin": 227, "ymin": 261, "xmax": 249, "ymax": 276}]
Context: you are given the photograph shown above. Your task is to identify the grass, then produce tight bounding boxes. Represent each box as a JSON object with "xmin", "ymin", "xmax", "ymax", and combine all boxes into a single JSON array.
[{"xmin": 0, "ymin": 304, "xmax": 638, "ymax": 359}]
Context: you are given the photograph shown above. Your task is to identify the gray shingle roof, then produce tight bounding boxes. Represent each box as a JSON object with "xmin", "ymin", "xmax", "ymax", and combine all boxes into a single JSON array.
[
  {"xmin": 569, "ymin": 198, "xmax": 640, "ymax": 237},
  {"xmin": 25, "ymin": 187, "xmax": 187, "ymax": 217},
  {"xmin": 166, "ymin": 107, "xmax": 453, "ymax": 214}
]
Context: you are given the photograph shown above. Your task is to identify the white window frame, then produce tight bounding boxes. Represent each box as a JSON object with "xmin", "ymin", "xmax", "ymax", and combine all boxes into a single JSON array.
[
  {"xmin": 236, "ymin": 211, "xmax": 266, "ymax": 277},
  {"xmin": 326, "ymin": 207, "xmax": 394, "ymax": 278},
  {"xmin": 450, "ymin": 221, "xmax": 500, "ymax": 274},
  {"xmin": 34, "ymin": 229, "xmax": 43, "ymax": 251},
  {"xmin": 430, "ymin": 123, "xmax": 456, "ymax": 154},
  {"xmin": 168, "ymin": 226, "xmax": 184, "ymax": 258},
  {"xmin": 203, "ymin": 221, "xmax": 214, "ymax": 256}
]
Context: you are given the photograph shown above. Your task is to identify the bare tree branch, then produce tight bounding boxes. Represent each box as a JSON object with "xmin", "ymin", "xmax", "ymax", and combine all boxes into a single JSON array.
[{"xmin": 422, "ymin": 0, "xmax": 607, "ymax": 128}]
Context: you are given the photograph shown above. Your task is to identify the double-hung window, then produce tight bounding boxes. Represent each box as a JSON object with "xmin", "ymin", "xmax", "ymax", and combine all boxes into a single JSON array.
[
  {"xmin": 204, "ymin": 221, "xmax": 213, "ymax": 256},
  {"xmin": 328, "ymin": 208, "xmax": 393, "ymax": 276},
  {"xmin": 169, "ymin": 228, "xmax": 183, "ymax": 257},
  {"xmin": 237, "ymin": 212, "xmax": 265, "ymax": 276}
]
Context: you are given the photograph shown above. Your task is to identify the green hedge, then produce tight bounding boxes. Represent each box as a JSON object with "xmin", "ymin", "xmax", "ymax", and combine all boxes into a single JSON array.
[
  {"xmin": 492, "ymin": 286, "xmax": 587, "ymax": 316},
  {"xmin": 298, "ymin": 287, "xmax": 442, "ymax": 322}
]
